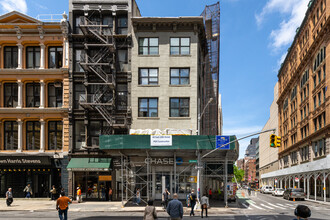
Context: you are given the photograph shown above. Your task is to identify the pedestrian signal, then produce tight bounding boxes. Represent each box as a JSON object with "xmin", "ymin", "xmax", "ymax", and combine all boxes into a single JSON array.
[
  {"xmin": 270, "ymin": 134, "xmax": 276, "ymax": 148},
  {"xmin": 275, "ymin": 136, "xmax": 281, "ymax": 148}
]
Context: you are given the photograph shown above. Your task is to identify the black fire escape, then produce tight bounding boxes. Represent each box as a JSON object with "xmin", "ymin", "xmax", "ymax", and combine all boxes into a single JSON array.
[{"xmin": 78, "ymin": 16, "xmax": 130, "ymax": 135}]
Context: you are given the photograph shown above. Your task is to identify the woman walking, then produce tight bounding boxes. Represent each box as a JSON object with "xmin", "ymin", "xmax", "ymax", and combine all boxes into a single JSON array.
[
  {"xmin": 201, "ymin": 194, "xmax": 209, "ymax": 218},
  {"xmin": 23, "ymin": 184, "xmax": 33, "ymax": 199},
  {"xmin": 143, "ymin": 200, "xmax": 157, "ymax": 220}
]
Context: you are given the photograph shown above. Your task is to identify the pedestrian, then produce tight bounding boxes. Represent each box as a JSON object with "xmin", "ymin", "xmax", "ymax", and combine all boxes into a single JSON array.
[
  {"xmin": 136, "ymin": 188, "xmax": 141, "ymax": 205},
  {"xmin": 50, "ymin": 185, "xmax": 57, "ymax": 200},
  {"xmin": 248, "ymin": 186, "xmax": 252, "ymax": 196},
  {"xmin": 293, "ymin": 205, "xmax": 311, "ymax": 220},
  {"xmin": 23, "ymin": 184, "xmax": 33, "ymax": 199},
  {"xmin": 167, "ymin": 193, "xmax": 183, "ymax": 220},
  {"xmin": 109, "ymin": 187, "xmax": 113, "ymax": 201},
  {"xmin": 143, "ymin": 199, "xmax": 158, "ymax": 220},
  {"xmin": 76, "ymin": 187, "xmax": 82, "ymax": 203},
  {"xmin": 208, "ymin": 188, "xmax": 212, "ymax": 200},
  {"xmin": 56, "ymin": 191, "xmax": 72, "ymax": 220},
  {"xmin": 5, "ymin": 188, "xmax": 13, "ymax": 206},
  {"xmin": 189, "ymin": 189, "xmax": 197, "ymax": 216},
  {"xmin": 101, "ymin": 185, "xmax": 106, "ymax": 201},
  {"xmin": 162, "ymin": 188, "xmax": 170, "ymax": 209},
  {"xmin": 201, "ymin": 194, "xmax": 209, "ymax": 218}
]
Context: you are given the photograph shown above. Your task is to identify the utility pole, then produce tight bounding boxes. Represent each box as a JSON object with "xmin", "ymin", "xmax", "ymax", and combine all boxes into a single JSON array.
[{"xmin": 197, "ymin": 98, "xmax": 214, "ymax": 199}]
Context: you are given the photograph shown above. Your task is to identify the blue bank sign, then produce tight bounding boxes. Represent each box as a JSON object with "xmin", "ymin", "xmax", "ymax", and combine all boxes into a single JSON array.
[{"xmin": 216, "ymin": 136, "xmax": 230, "ymax": 150}]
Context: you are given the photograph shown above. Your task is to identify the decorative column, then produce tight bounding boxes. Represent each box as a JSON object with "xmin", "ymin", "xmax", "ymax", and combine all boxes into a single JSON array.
[
  {"xmin": 16, "ymin": 81, "xmax": 23, "ymax": 108},
  {"xmin": 40, "ymin": 80, "xmax": 45, "ymax": 108},
  {"xmin": 16, "ymin": 119, "xmax": 23, "ymax": 152},
  {"xmin": 307, "ymin": 176, "xmax": 310, "ymax": 199},
  {"xmin": 39, "ymin": 43, "xmax": 45, "ymax": 69},
  {"xmin": 17, "ymin": 44, "xmax": 23, "ymax": 69},
  {"xmin": 304, "ymin": 176, "xmax": 306, "ymax": 193},
  {"xmin": 39, "ymin": 119, "xmax": 45, "ymax": 152},
  {"xmin": 315, "ymin": 176, "xmax": 317, "ymax": 201},
  {"xmin": 63, "ymin": 38, "xmax": 69, "ymax": 67},
  {"xmin": 323, "ymin": 172, "xmax": 326, "ymax": 202}
]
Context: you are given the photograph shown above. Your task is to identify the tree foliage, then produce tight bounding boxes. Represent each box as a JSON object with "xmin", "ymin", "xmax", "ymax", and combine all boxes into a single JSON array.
[{"xmin": 232, "ymin": 165, "xmax": 244, "ymax": 183}]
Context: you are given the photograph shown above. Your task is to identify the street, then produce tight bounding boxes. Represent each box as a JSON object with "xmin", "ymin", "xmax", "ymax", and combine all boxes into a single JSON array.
[{"xmin": 1, "ymin": 191, "xmax": 329, "ymax": 219}]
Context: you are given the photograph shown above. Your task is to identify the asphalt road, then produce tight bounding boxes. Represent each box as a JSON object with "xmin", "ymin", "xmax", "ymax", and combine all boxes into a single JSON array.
[
  {"xmin": 237, "ymin": 191, "xmax": 330, "ymax": 220},
  {"xmin": 1, "ymin": 192, "xmax": 329, "ymax": 219}
]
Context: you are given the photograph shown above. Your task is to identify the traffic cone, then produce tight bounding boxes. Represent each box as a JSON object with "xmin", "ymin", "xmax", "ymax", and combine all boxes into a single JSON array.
[{"xmin": 293, "ymin": 198, "xmax": 295, "ymax": 202}]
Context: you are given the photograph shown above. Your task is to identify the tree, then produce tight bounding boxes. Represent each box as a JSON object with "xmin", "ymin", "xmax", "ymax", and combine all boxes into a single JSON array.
[{"xmin": 232, "ymin": 165, "xmax": 244, "ymax": 183}]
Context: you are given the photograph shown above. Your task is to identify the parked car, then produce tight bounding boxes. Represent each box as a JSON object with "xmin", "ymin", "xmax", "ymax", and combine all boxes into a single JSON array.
[
  {"xmin": 261, "ymin": 185, "xmax": 274, "ymax": 194},
  {"xmin": 283, "ymin": 188, "xmax": 305, "ymax": 200},
  {"xmin": 272, "ymin": 188, "xmax": 285, "ymax": 196}
]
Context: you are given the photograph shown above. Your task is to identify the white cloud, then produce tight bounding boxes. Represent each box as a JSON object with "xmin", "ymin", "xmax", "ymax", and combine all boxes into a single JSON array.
[
  {"xmin": 0, "ymin": 0, "xmax": 27, "ymax": 14},
  {"xmin": 33, "ymin": 1, "xmax": 48, "ymax": 10},
  {"xmin": 256, "ymin": 0, "xmax": 309, "ymax": 51}
]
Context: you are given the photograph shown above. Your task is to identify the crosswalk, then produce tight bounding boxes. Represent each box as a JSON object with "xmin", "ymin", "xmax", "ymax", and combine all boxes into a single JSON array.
[{"xmin": 242, "ymin": 202, "xmax": 302, "ymax": 211}]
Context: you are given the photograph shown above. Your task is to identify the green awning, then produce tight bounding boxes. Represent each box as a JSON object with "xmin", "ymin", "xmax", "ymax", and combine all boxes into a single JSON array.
[{"xmin": 66, "ymin": 158, "xmax": 112, "ymax": 171}]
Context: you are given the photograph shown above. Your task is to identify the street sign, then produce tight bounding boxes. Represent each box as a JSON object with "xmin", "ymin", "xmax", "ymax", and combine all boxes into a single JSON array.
[
  {"xmin": 216, "ymin": 136, "xmax": 230, "ymax": 149},
  {"xmin": 189, "ymin": 160, "xmax": 198, "ymax": 163},
  {"xmin": 295, "ymin": 177, "xmax": 299, "ymax": 182},
  {"xmin": 275, "ymin": 179, "xmax": 278, "ymax": 183}
]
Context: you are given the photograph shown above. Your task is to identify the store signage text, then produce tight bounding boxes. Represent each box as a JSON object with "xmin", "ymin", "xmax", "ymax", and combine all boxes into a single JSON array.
[
  {"xmin": 150, "ymin": 135, "xmax": 172, "ymax": 146},
  {"xmin": 145, "ymin": 158, "xmax": 174, "ymax": 165},
  {"xmin": 0, "ymin": 159, "xmax": 42, "ymax": 164}
]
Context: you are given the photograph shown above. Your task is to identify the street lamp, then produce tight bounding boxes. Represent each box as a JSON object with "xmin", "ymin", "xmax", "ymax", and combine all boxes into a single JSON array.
[{"xmin": 197, "ymin": 97, "xmax": 214, "ymax": 199}]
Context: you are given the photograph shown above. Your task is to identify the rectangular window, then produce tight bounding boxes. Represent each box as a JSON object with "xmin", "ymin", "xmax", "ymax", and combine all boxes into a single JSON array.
[
  {"xmin": 138, "ymin": 38, "xmax": 159, "ymax": 55},
  {"xmin": 74, "ymin": 15, "xmax": 83, "ymax": 34},
  {"xmin": 117, "ymin": 16, "xmax": 128, "ymax": 35},
  {"xmin": 74, "ymin": 120, "xmax": 85, "ymax": 149},
  {"xmin": 74, "ymin": 83, "xmax": 85, "ymax": 109},
  {"xmin": 139, "ymin": 68, "xmax": 158, "ymax": 85},
  {"xmin": 170, "ymin": 37, "xmax": 190, "ymax": 55},
  {"xmin": 170, "ymin": 68, "xmax": 190, "ymax": 85},
  {"xmin": 138, "ymin": 98, "xmax": 158, "ymax": 117},
  {"xmin": 116, "ymin": 84, "xmax": 127, "ymax": 111},
  {"xmin": 170, "ymin": 98, "xmax": 190, "ymax": 117},
  {"xmin": 318, "ymin": 70, "xmax": 322, "ymax": 83},
  {"xmin": 48, "ymin": 121, "xmax": 62, "ymax": 150},
  {"xmin": 314, "ymin": 96, "xmax": 316, "ymax": 109},
  {"xmin": 48, "ymin": 83, "xmax": 63, "ymax": 107},
  {"xmin": 48, "ymin": 47, "xmax": 63, "ymax": 68},
  {"xmin": 313, "ymin": 75, "xmax": 316, "ymax": 88},
  {"xmin": 74, "ymin": 49, "xmax": 85, "ymax": 72},
  {"xmin": 117, "ymin": 49, "xmax": 128, "ymax": 72},
  {"xmin": 318, "ymin": 92, "xmax": 321, "ymax": 106},
  {"xmin": 26, "ymin": 83, "xmax": 40, "ymax": 107},
  {"xmin": 102, "ymin": 15, "xmax": 113, "ymax": 35},
  {"xmin": 4, "ymin": 46, "xmax": 18, "ymax": 68},
  {"xmin": 26, "ymin": 121, "xmax": 40, "ymax": 150},
  {"xmin": 4, "ymin": 83, "xmax": 18, "ymax": 107},
  {"xmin": 26, "ymin": 46, "xmax": 40, "ymax": 69},
  {"xmin": 89, "ymin": 121, "xmax": 103, "ymax": 147},
  {"xmin": 4, "ymin": 121, "xmax": 18, "ymax": 150}
]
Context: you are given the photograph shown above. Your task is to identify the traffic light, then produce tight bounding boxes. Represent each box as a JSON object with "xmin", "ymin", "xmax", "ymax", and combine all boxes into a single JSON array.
[
  {"xmin": 275, "ymin": 136, "xmax": 281, "ymax": 148},
  {"xmin": 270, "ymin": 134, "xmax": 276, "ymax": 148}
]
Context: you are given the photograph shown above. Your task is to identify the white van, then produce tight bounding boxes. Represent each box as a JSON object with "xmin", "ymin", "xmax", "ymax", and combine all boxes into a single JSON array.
[{"xmin": 261, "ymin": 185, "xmax": 274, "ymax": 194}]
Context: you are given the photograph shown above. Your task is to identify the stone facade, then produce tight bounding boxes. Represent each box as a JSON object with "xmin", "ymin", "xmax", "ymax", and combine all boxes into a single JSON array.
[
  {"xmin": 259, "ymin": 83, "xmax": 279, "ymax": 184},
  {"xmin": 130, "ymin": 17, "xmax": 205, "ymax": 132}
]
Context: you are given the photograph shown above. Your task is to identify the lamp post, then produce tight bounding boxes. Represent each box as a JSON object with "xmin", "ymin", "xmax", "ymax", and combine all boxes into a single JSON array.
[{"xmin": 197, "ymin": 98, "xmax": 213, "ymax": 199}]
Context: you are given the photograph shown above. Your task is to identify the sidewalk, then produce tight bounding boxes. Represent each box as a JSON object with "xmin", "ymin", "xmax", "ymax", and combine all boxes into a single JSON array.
[{"xmin": 0, "ymin": 199, "xmax": 238, "ymax": 214}]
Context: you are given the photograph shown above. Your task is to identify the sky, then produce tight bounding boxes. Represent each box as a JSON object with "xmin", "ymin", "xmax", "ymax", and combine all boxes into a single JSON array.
[{"xmin": 0, "ymin": 0, "xmax": 310, "ymax": 159}]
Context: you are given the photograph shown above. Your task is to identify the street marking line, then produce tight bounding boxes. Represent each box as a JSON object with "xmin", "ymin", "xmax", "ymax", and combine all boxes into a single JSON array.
[
  {"xmin": 285, "ymin": 203, "xmax": 295, "ymax": 207},
  {"xmin": 242, "ymin": 203, "xmax": 252, "ymax": 210},
  {"xmin": 249, "ymin": 203, "xmax": 264, "ymax": 210},
  {"xmin": 260, "ymin": 204, "xmax": 274, "ymax": 209},
  {"xmin": 267, "ymin": 203, "xmax": 286, "ymax": 209},
  {"xmin": 276, "ymin": 203, "xmax": 289, "ymax": 208}
]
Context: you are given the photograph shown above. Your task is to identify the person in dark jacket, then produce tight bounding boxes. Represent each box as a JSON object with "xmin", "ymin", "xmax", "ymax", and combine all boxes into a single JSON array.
[
  {"xmin": 167, "ymin": 193, "xmax": 183, "ymax": 220},
  {"xmin": 293, "ymin": 205, "xmax": 311, "ymax": 220},
  {"xmin": 189, "ymin": 189, "xmax": 197, "ymax": 216}
]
